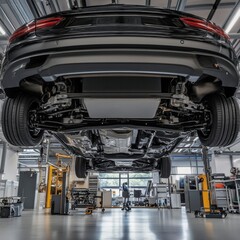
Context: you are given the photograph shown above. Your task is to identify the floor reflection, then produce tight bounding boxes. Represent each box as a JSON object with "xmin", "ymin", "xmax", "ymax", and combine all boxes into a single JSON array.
[{"xmin": 0, "ymin": 208, "xmax": 239, "ymax": 240}]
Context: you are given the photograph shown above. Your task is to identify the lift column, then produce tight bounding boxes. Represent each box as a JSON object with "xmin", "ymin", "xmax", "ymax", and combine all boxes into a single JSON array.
[
  {"xmin": 201, "ymin": 146, "xmax": 211, "ymax": 211},
  {"xmin": 198, "ymin": 146, "xmax": 227, "ymax": 218}
]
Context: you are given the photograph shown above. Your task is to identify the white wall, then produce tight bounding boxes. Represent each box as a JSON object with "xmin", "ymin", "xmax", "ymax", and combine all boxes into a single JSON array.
[
  {"xmin": 1, "ymin": 147, "xmax": 19, "ymax": 181},
  {"xmin": 232, "ymin": 156, "xmax": 240, "ymax": 169},
  {"xmin": 211, "ymin": 154, "xmax": 232, "ymax": 176}
]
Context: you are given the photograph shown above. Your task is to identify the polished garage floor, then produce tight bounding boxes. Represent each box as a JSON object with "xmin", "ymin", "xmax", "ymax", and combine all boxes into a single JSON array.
[{"xmin": 0, "ymin": 208, "xmax": 239, "ymax": 240}]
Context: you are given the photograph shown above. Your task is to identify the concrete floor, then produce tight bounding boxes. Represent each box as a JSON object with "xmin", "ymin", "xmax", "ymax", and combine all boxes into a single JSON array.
[{"xmin": 0, "ymin": 208, "xmax": 239, "ymax": 240}]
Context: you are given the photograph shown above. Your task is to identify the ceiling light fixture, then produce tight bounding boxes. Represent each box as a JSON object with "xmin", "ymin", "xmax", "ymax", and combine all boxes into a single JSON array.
[
  {"xmin": 0, "ymin": 25, "xmax": 6, "ymax": 35},
  {"xmin": 225, "ymin": 5, "xmax": 240, "ymax": 33}
]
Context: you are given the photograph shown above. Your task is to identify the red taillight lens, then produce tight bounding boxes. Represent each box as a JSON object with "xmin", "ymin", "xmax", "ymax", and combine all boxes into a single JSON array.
[
  {"xmin": 9, "ymin": 16, "xmax": 64, "ymax": 43},
  {"xmin": 9, "ymin": 21, "xmax": 35, "ymax": 43},
  {"xmin": 35, "ymin": 17, "xmax": 64, "ymax": 30},
  {"xmin": 180, "ymin": 17, "xmax": 230, "ymax": 40}
]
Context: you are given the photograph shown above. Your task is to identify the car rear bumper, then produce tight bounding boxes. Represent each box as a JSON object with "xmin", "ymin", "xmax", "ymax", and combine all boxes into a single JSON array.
[{"xmin": 1, "ymin": 36, "xmax": 239, "ymax": 92}]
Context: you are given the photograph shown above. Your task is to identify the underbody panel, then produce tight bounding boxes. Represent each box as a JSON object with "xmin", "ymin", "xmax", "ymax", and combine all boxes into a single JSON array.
[{"xmin": 54, "ymin": 129, "xmax": 185, "ymax": 172}]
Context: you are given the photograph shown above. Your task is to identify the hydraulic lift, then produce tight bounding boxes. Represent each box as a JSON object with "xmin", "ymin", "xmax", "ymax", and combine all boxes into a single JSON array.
[{"xmin": 194, "ymin": 146, "xmax": 227, "ymax": 218}]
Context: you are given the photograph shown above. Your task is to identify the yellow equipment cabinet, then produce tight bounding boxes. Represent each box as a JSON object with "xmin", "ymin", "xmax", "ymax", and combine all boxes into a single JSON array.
[
  {"xmin": 45, "ymin": 165, "xmax": 68, "ymax": 208},
  {"xmin": 45, "ymin": 154, "xmax": 71, "ymax": 208}
]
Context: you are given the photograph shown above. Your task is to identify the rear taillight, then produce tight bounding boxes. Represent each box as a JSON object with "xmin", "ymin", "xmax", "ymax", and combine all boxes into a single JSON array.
[
  {"xmin": 9, "ymin": 21, "xmax": 35, "ymax": 43},
  {"xmin": 180, "ymin": 17, "xmax": 230, "ymax": 40},
  {"xmin": 35, "ymin": 17, "xmax": 64, "ymax": 29},
  {"xmin": 9, "ymin": 16, "xmax": 64, "ymax": 43}
]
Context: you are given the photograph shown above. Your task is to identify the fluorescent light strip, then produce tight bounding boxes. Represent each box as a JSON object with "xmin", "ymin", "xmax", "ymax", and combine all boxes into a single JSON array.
[
  {"xmin": 0, "ymin": 25, "xmax": 6, "ymax": 35},
  {"xmin": 225, "ymin": 7, "xmax": 240, "ymax": 33}
]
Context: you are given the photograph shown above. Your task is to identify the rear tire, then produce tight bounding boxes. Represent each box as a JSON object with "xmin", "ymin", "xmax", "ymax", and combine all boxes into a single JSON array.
[
  {"xmin": 159, "ymin": 156, "xmax": 171, "ymax": 178},
  {"xmin": 2, "ymin": 94, "xmax": 44, "ymax": 146},
  {"xmin": 75, "ymin": 157, "xmax": 87, "ymax": 178},
  {"xmin": 198, "ymin": 94, "xmax": 240, "ymax": 147}
]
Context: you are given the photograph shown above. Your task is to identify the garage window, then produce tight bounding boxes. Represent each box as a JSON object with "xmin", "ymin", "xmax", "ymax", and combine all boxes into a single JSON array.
[{"xmin": 99, "ymin": 172, "xmax": 152, "ymax": 189}]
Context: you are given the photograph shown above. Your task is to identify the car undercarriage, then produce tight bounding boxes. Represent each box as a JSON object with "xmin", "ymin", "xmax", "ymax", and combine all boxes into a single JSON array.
[
  {"xmin": 30, "ymin": 75, "xmax": 212, "ymax": 132},
  {"xmin": 55, "ymin": 128, "xmax": 185, "ymax": 173},
  {"xmin": 1, "ymin": 4, "xmax": 240, "ymax": 178}
]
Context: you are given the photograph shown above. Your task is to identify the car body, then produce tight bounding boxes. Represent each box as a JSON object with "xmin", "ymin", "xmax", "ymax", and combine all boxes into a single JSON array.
[{"xmin": 1, "ymin": 4, "xmax": 239, "ymax": 177}]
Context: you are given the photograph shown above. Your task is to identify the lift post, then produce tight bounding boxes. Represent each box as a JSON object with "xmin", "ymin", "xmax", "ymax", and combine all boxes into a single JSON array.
[
  {"xmin": 195, "ymin": 146, "xmax": 227, "ymax": 218},
  {"xmin": 202, "ymin": 146, "xmax": 212, "ymax": 211}
]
